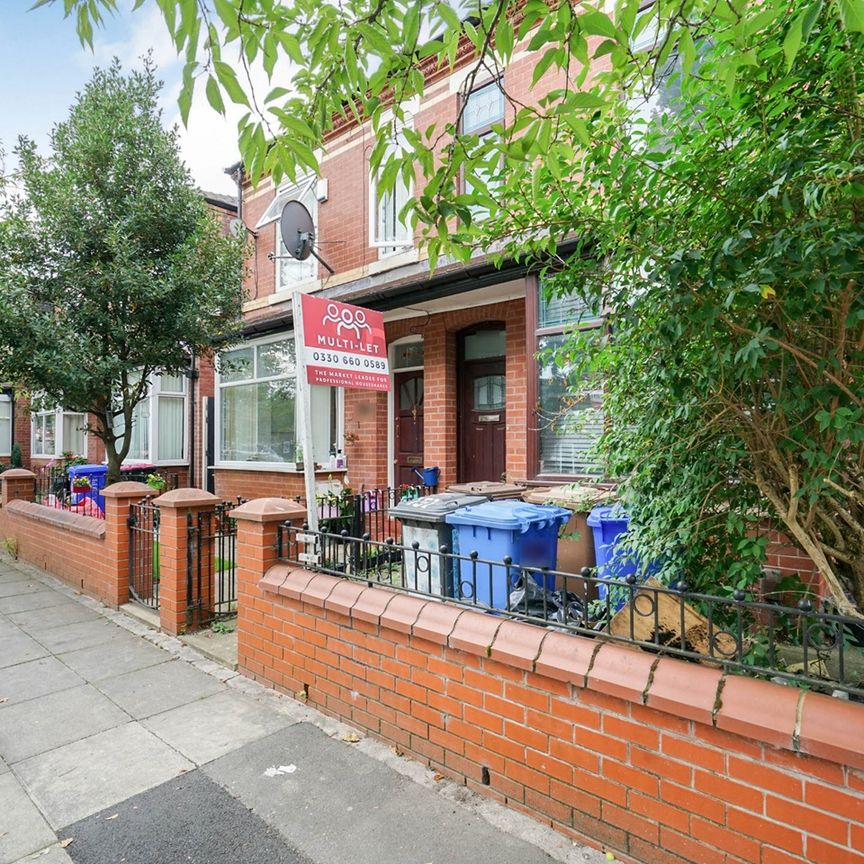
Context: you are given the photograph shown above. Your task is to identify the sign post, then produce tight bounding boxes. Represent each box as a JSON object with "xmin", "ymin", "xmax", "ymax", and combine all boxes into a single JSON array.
[{"xmin": 292, "ymin": 293, "xmax": 391, "ymax": 532}]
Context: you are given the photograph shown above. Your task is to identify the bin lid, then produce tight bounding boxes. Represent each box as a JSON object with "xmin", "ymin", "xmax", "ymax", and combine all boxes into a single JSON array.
[
  {"xmin": 524, "ymin": 484, "xmax": 612, "ymax": 511},
  {"xmin": 586, "ymin": 504, "xmax": 630, "ymax": 527},
  {"xmin": 390, "ymin": 492, "xmax": 488, "ymax": 524},
  {"xmin": 67, "ymin": 464, "xmax": 109, "ymax": 475},
  {"xmin": 445, "ymin": 481, "xmax": 527, "ymax": 500},
  {"xmin": 444, "ymin": 499, "xmax": 571, "ymax": 533}
]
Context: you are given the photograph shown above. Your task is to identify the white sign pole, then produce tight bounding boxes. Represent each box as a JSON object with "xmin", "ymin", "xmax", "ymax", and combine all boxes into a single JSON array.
[{"xmin": 292, "ymin": 292, "xmax": 319, "ymax": 532}]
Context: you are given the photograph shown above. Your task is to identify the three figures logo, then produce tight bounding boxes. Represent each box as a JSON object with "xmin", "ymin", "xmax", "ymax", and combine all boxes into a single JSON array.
[{"xmin": 321, "ymin": 303, "xmax": 373, "ymax": 341}]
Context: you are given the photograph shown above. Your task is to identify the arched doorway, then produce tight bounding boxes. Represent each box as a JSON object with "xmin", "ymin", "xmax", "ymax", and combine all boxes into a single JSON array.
[{"xmin": 458, "ymin": 323, "xmax": 506, "ymax": 483}]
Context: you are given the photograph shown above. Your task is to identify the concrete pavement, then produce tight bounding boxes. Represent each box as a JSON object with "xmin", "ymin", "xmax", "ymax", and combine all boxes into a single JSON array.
[{"xmin": 0, "ymin": 554, "xmax": 612, "ymax": 864}]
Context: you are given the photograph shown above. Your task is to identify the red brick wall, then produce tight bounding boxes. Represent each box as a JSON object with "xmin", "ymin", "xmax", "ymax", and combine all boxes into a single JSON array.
[
  {"xmin": 213, "ymin": 469, "xmax": 346, "ymax": 503},
  {"xmin": 239, "ymin": 562, "xmax": 864, "ymax": 864}
]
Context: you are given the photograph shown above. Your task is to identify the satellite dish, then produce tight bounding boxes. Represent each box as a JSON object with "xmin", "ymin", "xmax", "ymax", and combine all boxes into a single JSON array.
[
  {"xmin": 278, "ymin": 200, "xmax": 334, "ymax": 273},
  {"xmin": 280, "ymin": 201, "xmax": 315, "ymax": 261},
  {"xmin": 228, "ymin": 217, "xmax": 247, "ymax": 238}
]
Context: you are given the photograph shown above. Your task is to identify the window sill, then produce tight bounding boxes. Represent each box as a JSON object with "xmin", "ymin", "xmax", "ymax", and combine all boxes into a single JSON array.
[{"xmin": 213, "ymin": 463, "xmax": 348, "ymax": 475}]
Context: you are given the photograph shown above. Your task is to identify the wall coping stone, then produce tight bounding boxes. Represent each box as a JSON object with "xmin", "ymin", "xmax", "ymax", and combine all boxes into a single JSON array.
[
  {"xmin": 102, "ymin": 481, "xmax": 154, "ymax": 499},
  {"xmin": 0, "ymin": 469, "xmax": 36, "ymax": 480},
  {"xmin": 259, "ymin": 566, "xmax": 864, "ymax": 764},
  {"xmin": 154, "ymin": 488, "xmax": 220, "ymax": 508},
  {"xmin": 5, "ymin": 499, "xmax": 106, "ymax": 539},
  {"xmin": 231, "ymin": 497, "xmax": 308, "ymax": 522}
]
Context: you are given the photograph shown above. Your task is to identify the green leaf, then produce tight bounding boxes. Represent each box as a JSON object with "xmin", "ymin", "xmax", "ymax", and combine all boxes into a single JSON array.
[
  {"xmin": 205, "ymin": 76, "xmax": 225, "ymax": 115},
  {"xmin": 783, "ymin": 13, "xmax": 803, "ymax": 70},
  {"xmin": 837, "ymin": 0, "xmax": 864, "ymax": 32},
  {"xmin": 579, "ymin": 10, "xmax": 618, "ymax": 41},
  {"xmin": 214, "ymin": 61, "xmax": 250, "ymax": 108}
]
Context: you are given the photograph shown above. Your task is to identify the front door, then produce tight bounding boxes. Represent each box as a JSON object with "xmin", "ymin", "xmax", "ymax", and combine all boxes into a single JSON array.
[
  {"xmin": 394, "ymin": 371, "xmax": 424, "ymax": 486},
  {"xmin": 459, "ymin": 328, "xmax": 506, "ymax": 482}
]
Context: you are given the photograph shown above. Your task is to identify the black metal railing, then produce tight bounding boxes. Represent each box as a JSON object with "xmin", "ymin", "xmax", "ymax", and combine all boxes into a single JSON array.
[
  {"xmin": 186, "ymin": 498, "xmax": 245, "ymax": 626},
  {"xmin": 128, "ymin": 498, "xmax": 160, "ymax": 610},
  {"xmin": 276, "ymin": 525, "xmax": 864, "ymax": 699}
]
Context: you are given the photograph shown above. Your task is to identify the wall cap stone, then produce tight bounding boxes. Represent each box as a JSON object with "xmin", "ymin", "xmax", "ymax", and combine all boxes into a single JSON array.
[
  {"xmin": 153, "ymin": 487, "xmax": 220, "ymax": 508},
  {"xmin": 231, "ymin": 497, "xmax": 308, "ymax": 523},
  {"xmin": 102, "ymin": 481, "xmax": 154, "ymax": 499},
  {"xmin": 0, "ymin": 469, "xmax": 36, "ymax": 480},
  {"xmin": 5, "ymin": 500, "xmax": 106, "ymax": 539}
]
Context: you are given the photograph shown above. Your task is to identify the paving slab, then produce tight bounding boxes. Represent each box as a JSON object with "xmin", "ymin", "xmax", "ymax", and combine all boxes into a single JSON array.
[
  {"xmin": 0, "ymin": 580, "xmax": 45, "ymax": 599},
  {"xmin": 35, "ymin": 620, "xmax": 134, "ymax": 655},
  {"xmin": 94, "ymin": 658, "xmax": 224, "ymax": 719},
  {"xmin": 143, "ymin": 691, "xmax": 295, "ymax": 765},
  {"xmin": 0, "ymin": 773, "xmax": 57, "ymax": 864},
  {"xmin": 9, "ymin": 604, "xmax": 102, "ymax": 634},
  {"xmin": 14, "ymin": 722, "xmax": 193, "ymax": 829},
  {"xmin": 58, "ymin": 638, "xmax": 169, "ymax": 683},
  {"xmin": 0, "ymin": 656, "xmax": 84, "ymax": 707},
  {"xmin": 12, "ymin": 844, "xmax": 73, "ymax": 864},
  {"xmin": 0, "ymin": 591, "xmax": 75, "ymax": 615},
  {"xmin": 59, "ymin": 769, "xmax": 304, "ymax": 864},
  {"xmin": 205, "ymin": 724, "xmax": 556, "ymax": 864},
  {"xmin": 0, "ymin": 684, "xmax": 129, "ymax": 763},
  {"xmin": 0, "ymin": 757, "xmax": 8, "ymax": 775},
  {"xmin": 0, "ymin": 631, "xmax": 49, "ymax": 669}
]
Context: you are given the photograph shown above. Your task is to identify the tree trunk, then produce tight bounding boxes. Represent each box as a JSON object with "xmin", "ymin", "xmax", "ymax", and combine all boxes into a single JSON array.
[{"xmin": 105, "ymin": 442, "xmax": 123, "ymax": 486}]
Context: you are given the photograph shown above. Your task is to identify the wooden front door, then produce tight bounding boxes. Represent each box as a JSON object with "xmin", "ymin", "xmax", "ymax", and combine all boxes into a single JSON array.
[
  {"xmin": 459, "ymin": 358, "xmax": 506, "ymax": 483},
  {"xmin": 394, "ymin": 371, "xmax": 424, "ymax": 486}
]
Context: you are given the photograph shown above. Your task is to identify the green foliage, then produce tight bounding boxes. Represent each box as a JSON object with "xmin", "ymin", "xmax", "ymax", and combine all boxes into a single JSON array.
[
  {"xmin": 10, "ymin": 443, "xmax": 22, "ymax": 469},
  {"xmin": 0, "ymin": 58, "xmax": 245, "ymax": 483}
]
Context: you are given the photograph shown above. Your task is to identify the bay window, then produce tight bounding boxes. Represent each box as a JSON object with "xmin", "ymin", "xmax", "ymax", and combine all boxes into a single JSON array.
[
  {"xmin": 116, "ymin": 373, "xmax": 187, "ymax": 463},
  {"xmin": 218, "ymin": 334, "xmax": 339, "ymax": 468},
  {"xmin": 32, "ymin": 407, "xmax": 87, "ymax": 458},
  {"xmin": 532, "ymin": 279, "xmax": 604, "ymax": 477}
]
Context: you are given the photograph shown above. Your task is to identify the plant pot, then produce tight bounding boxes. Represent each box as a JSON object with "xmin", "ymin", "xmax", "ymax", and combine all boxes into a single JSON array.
[{"xmin": 71, "ymin": 485, "xmax": 90, "ymax": 494}]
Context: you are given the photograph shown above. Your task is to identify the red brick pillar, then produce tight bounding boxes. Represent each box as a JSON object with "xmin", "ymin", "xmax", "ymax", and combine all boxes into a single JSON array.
[
  {"xmin": 153, "ymin": 488, "xmax": 220, "ymax": 636},
  {"xmin": 1, "ymin": 468, "xmax": 36, "ymax": 506},
  {"xmin": 230, "ymin": 498, "xmax": 308, "ymax": 675},
  {"xmin": 102, "ymin": 481, "xmax": 154, "ymax": 607}
]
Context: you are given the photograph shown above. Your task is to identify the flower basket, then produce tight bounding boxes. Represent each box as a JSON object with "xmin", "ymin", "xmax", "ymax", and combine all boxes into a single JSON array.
[{"xmin": 71, "ymin": 478, "xmax": 92, "ymax": 493}]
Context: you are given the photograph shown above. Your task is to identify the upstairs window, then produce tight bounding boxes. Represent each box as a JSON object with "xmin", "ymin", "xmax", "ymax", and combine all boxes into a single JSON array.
[
  {"xmin": 370, "ymin": 128, "xmax": 414, "ymax": 257},
  {"xmin": 256, "ymin": 177, "xmax": 319, "ymax": 289},
  {"xmin": 461, "ymin": 80, "xmax": 505, "ymax": 216}
]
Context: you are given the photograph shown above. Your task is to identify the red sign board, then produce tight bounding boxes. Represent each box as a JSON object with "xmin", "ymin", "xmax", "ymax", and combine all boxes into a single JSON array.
[{"xmin": 299, "ymin": 294, "xmax": 390, "ymax": 391}]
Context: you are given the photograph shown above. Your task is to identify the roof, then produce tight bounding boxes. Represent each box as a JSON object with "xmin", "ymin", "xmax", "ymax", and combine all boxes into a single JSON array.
[{"xmin": 201, "ymin": 190, "xmax": 238, "ymax": 212}]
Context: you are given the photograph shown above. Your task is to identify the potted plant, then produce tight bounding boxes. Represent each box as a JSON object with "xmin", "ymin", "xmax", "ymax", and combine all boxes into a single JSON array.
[
  {"xmin": 294, "ymin": 444, "xmax": 304, "ymax": 472},
  {"xmin": 146, "ymin": 473, "xmax": 167, "ymax": 494},
  {"xmin": 71, "ymin": 475, "xmax": 91, "ymax": 493}
]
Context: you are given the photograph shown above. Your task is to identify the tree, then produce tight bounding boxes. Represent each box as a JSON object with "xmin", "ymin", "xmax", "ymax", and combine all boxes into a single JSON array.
[
  {"xmin": 51, "ymin": 0, "xmax": 864, "ymax": 613},
  {"xmin": 0, "ymin": 59, "xmax": 245, "ymax": 483}
]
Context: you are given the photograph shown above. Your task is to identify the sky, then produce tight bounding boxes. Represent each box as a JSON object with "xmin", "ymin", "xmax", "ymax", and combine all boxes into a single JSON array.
[{"xmin": 0, "ymin": 1, "xmax": 239, "ymax": 195}]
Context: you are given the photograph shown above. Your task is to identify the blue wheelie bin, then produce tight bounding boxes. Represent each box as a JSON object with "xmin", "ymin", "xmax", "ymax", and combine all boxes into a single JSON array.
[
  {"xmin": 67, "ymin": 464, "xmax": 109, "ymax": 514},
  {"xmin": 445, "ymin": 500, "xmax": 571, "ymax": 609}
]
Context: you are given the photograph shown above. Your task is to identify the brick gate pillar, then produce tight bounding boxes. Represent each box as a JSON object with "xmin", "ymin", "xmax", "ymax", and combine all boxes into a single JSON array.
[
  {"xmin": 153, "ymin": 488, "xmax": 220, "ymax": 636},
  {"xmin": 0, "ymin": 468, "xmax": 36, "ymax": 506}
]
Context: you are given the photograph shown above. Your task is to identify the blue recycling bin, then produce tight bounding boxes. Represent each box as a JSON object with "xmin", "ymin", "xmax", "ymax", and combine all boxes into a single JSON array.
[
  {"xmin": 412, "ymin": 466, "xmax": 440, "ymax": 488},
  {"xmin": 587, "ymin": 505, "xmax": 643, "ymax": 602},
  {"xmin": 445, "ymin": 500, "xmax": 571, "ymax": 609},
  {"xmin": 67, "ymin": 464, "xmax": 109, "ymax": 514}
]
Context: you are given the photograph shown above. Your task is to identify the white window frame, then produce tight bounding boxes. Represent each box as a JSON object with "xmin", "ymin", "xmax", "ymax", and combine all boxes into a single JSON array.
[
  {"xmin": 461, "ymin": 79, "xmax": 505, "ymax": 219},
  {"xmin": 31, "ymin": 406, "xmax": 88, "ymax": 459},
  {"xmin": 215, "ymin": 332, "xmax": 343, "ymax": 472},
  {"xmin": 369, "ymin": 125, "xmax": 414, "ymax": 257},
  {"xmin": 116, "ymin": 374, "xmax": 189, "ymax": 466},
  {"xmin": 0, "ymin": 394, "xmax": 12, "ymax": 458},
  {"xmin": 386, "ymin": 334, "xmax": 424, "ymax": 489}
]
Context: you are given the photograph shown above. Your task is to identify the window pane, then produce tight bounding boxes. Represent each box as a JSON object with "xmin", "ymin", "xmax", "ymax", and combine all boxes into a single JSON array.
[
  {"xmin": 310, "ymin": 385, "xmax": 333, "ymax": 464},
  {"xmin": 537, "ymin": 333, "xmax": 603, "ymax": 476},
  {"xmin": 462, "ymin": 82, "xmax": 504, "ymax": 133},
  {"xmin": 128, "ymin": 400, "xmax": 150, "ymax": 461},
  {"xmin": 158, "ymin": 397, "xmax": 184, "ymax": 461},
  {"xmin": 474, "ymin": 375, "xmax": 505, "ymax": 410},
  {"xmin": 538, "ymin": 281, "xmax": 601, "ymax": 329},
  {"xmin": 62, "ymin": 413, "xmax": 86, "ymax": 457},
  {"xmin": 0, "ymin": 397, "xmax": 11, "ymax": 455},
  {"xmin": 464, "ymin": 329, "xmax": 505, "ymax": 360},
  {"xmin": 257, "ymin": 339, "xmax": 295, "ymax": 378},
  {"xmin": 160, "ymin": 373, "xmax": 185, "ymax": 394},
  {"xmin": 220, "ymin": 347, "xmax": 254, "ymax": 382},
  {"xmin": 221, "ymin": 380, "xmax": 295, "ymax": 463},
  {"xmin": 34, "ymin": 413, "xmax": 56, "ymax": 457},
  {"xmin": 393, "ymin": 341, "xmax": 424, "ymax": 370}
]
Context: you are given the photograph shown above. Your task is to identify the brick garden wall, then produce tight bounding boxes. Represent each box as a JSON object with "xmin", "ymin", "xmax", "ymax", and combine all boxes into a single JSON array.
[{"xmin": 231, "ymin": 501, "xmax": 864, "ymax": 864}]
